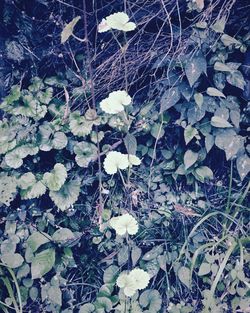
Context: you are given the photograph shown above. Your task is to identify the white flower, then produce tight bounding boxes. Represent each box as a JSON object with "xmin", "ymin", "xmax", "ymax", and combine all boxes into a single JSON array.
[
  {"xmin": 128, "ymin": 155, "xmax": 141, "ymax": 166},
  {"xmin": 129, "ymin": 269, "xmax": 150, "ymax": 290},
  {"xmin": 98, "ymin": 18, "xmax": 111, "ymax": 33},
  {"xmin": 109, "ymin": 213, "xmax": 139, "ymax": 236},
  {"xmin": 103, "ymin": 151, "xmax": 129, "ymax": 174},
  {"xmin": 117, "ymin": 272, "xmax": 137, "ymax": 297},
  {"xmin": 100, "ymin": 90, "xmax": 132, "ymax": 114},
  {"xmin": 116, "ymin": 268, "xmax": 150, "ymax": 297},
  {"xmin": 98, "ymin": 12, "xmax": 136, "ymax": 33}
]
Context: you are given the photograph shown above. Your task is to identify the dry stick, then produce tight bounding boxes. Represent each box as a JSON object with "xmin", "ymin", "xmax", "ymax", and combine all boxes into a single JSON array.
[{"xmin": 82, "ymin": 0, "xmax": 103, "ymax": 224}]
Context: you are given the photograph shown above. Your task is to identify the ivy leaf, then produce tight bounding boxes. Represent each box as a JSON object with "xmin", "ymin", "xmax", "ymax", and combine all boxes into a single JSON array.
[
  {"xmin": 27, "ymin": 232, "xmax": 51, "ymax": 253},
  {"xmin": 31, "ymin": 248, "xmax": 55, "ymax": 279},
  {"xmin": 1, "ymin": 253, "xmax": 24, "ymax": 268},
  {"xmin": 184, "ymin": 150, "xmax": 198, "ymax": 170},
  {"xmin": 61, "ymin": 16, "xmax": 81, "ymax": 44},
  {"xmin": 178, "ymin": 266, "xmax": 191, "ymax": 288},
  {"xmin": 160, "ymin": 87, "xmax": 181, "ymax": 112},
  {"xmin": 124, "ymin": 133, "xmax": 137, "ymax": 155},
  {"xmin": 236, "ymin": 154, "xmax": 250, "ymax": 181},
  {"xmin": 74, "ymin": 142, "xmax": 98, "ymax": 167},
  {"xmin": 139, "ymin": 289, "xmax": 162, "ymax": 312},
  {"xmin": 49, "ymin": 179, "xmax": 81, "ymax": 211},
  {"xmin": 184, "ymin": 125, "xmax": 198, "ymax": 145},
  {"xmin": 43, "ymin": 163, "xmax": 67, "ymax": 191},
  {"xmin": 211, "ymin": 116, "xmax": 233, "ymax": 128},
  {"xmin": 194, "ymin": 166, "xmax": 213, "ymax": 183},
  {"xmin": 206, "ymin": 87, "xmax": 226, "ymax": 98},
  {"xmin": 185, "ymin": 53, "xmax": 207, "ymax": 87},
  {"xmin": 226, "ymin": 71, "xmax": 245, "ymax": 90}
]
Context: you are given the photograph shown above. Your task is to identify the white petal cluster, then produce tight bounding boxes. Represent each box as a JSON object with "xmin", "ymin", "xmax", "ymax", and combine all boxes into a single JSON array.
[
  {"xmin": 100, "ymin": 90, "xmax": 132, "ymax": 114},
  {"xmin": 109, "ymin": 213, "xmax": 138, "ymax": 236},
  {"xmin": 98, "ymin": 12, "xmax": 136, "ymax": 33},
  {"xmin": 103, "ymin": 151, "xmax": 141, "ymax": 175},
  {"xmin": 117, "ymin": 268, "xmax": 150, "ymax": 297}
]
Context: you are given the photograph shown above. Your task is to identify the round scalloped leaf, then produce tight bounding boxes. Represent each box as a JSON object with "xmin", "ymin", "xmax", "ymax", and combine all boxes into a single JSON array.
[
  {"xmin": 74, "ymin": 141, "xmax": 98, "ymax": 167},
  {"xmin": 0, "ymin": 175, "xmax": 17, "ymax": 206},
  {"xmin": 52, "ymin": 131, "xmax": 68, "ymax": 149},
  {"xmin": 49, "ymin": 179, "xmax": 81, "ymax": 211},
  {"xmin": 5, "ymin": 150, "xmax": 24, "ymax": 168},
  {"xmin": 69, "ymin": 112, "xmax": 93, "ymax": 137},
  {"xmin": 43, "ymin": 163, "xmax": 67, "ymax": 191},
  {"xmin": 21, "ymin": 181, "xmax": 46, "ymax": 200},
  {"xmin": 139, "ymin": 289, "xmax": 162, "ymax": 312},
  {"xmin": 18, "ymin": 172, "xmax": 36, "ymax": 189}
]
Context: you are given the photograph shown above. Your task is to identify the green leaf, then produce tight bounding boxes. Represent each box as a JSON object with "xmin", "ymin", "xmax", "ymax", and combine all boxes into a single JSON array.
[
  {"xmin": 95, "ymin": 297, "xmax": 112, "ymax": 311},
  {"xmin": 184, "ymin": 125, "xmax": 198, "ymax": 145},
  {"xmin": 52, "ymin": 131, "xmax": 68, "ymax": 149},
  {"xmin": 139, "ymin": 289, "xmax": 162, "ymax": 312},
  {"xmin": 48, "ymin": 285, "xmax": 62, "ymax": 306},
  {"xmin": 1, "ymin": 253, "xmax": 24, "ymax": 268},
  {"xmin": 18, "ymin": 172, "xmax": 36, "ymax": 189},
  {"xmin": 205, "ymin": 134, "xmax": 214, "ymax": 153},
  {"xmin": 211, "ymin": 116, "xmax": 233, "ymax": 128},
  {"xmin": 20, "ymin": 181, "xmax": 46, "ymax": 200},
  {"xmin": 214, "ymin": 62, "xmax": 232, "ymax": 72},
  {"xmin": 221, "ymin": 34, "xmax": 241, "ymax": 47},
  {"xmin": 160, "ymin": 87, "xmax": 181, "ymax": 112},
  {"xmin": 185, "ymin": 53, "xmax": 207, "ymax": 87},
  {"xmin": 0, "ymin": 175, "xmax": 17, "ymax": 206},
  {"xmin": 52, "ymin": 228, "xmax": 75, "ymax": 244},
  {"xmin": 27, "ymin": 232, "xmax": 51, "ymax": 253},
  {"xmin": 69, "ymin": 111, "xmax": 93, "ymax": 137},
  {"xmin": 74, "ymin": 141, "xmax": 98, "ymax": 167},
  {"xmin": 206, "ymin": 87, "xmax": 225, "ymax": 98},
  {"xmin": 43, "ymin": 163, "xmax": 67, "ymax": 191},
  {"xmin": 215, "ymin": 130, "xmax": 244, "ymax": 160},
  {"xmin": 79, "ymin": 304, "xmax": 95, "ymax": 313},
  {"xmin": 194, "ymin": 93, "xmax": 203, "ymax": 108},
  {"xmin": 131, "ymin": 246, "xmax": 142, "ymax": 267},
  {"xmin": 61, "ymin": 16, "xmax": 81, "ymax": 43},
  {"xmin": 184, "ymin": 150, "xmax": 198, "ymax": 170},
  {"xmin": 236, "ymin": 154, "xmax": 250, "ymax": 181},
  {"xmin": 151, "ymin": 123, "xmax": 164, "ymax": 139},
  {"xmin": 49, "ymin": 179, "xmax": 81, "ymax": 211},
  {"xmin": 103, "ymin": 265, "xmax": 119, "ymax": 284},
  {"xmin": 194, "ymin": 166, "xmax": 213, "ymax": 183},
  {"xmin": 198, "ymin": 262, "xmax": 211, "ymax": 276},
  {"xmin": 31, "ymin": 248, "xmax": 55, "ymax": 279},
  {"xmin": 226, "ymin": 71, "xmax": 245, "ymax": 90},
  {"xmin": 124, "ymin": 133, "xmax": 137, "ymax": 155},
  {"xmin": 210, "ymin": 16, "xmax": 226, "ymax": 33},
  {"xmin": 178, "ymin": 266, "xmax": 191, "ymax": 288}
]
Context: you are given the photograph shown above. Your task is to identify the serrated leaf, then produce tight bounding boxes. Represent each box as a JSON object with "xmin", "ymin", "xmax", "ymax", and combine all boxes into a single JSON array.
[
  {"xmin": 185, "ymin": 53, "xmax": 207, "ymax": 87},
  {"xmin": 139, "ymin": 289, "xmax": 162, "ymax": 312},
  {"xmin": 124, "ymin": 133, "xmax": 137, "ymax": 155},
  {"xmin": 43, "ymin": 163, "xmax": 67, "ymax": 191},
  {"xmin": 198, "ymin": 262, "xmax": 211, "ymax": 276},
  {"xmin": 21, "ymin": 181, "xmax": 46, "ymax": 200},
  {"xmin": 211, "ymin": 116, "xmax": 233, "ymax": 128},
  {"xmin": 18, "ymin": 172, "xmax": 36, "ymax": 189},
  {"xmin": 52, "ymin": 132, "xmax": 68, "ymax": 149},
  {"xmin": 61, "ymin": 16, "xmax": 81, "ymax": 44},
  {"xmin": 49, "ymin": 179, "xmax": 81, "ymax": 211},
  {"xmin": 184, "ymin": 150, "xmax": 198, "ymax": 170},
  {"xmin": 69, "ymin": 111, "xmax": 93, "ymax": 137},
  {"xmin": 178, "ymin": 266, "xmax": 191, "ymax": 288},
  {"xmin": 0, "ymin": 175, "xmax": 17, "ymax": 206},
  {"xmin": 79, "ymin": 303, "xmax": 95, "ymax": 313},
  {"xmin": 206, "ymin": 87, "xmax": 225, "ymax": 98},
  {"xmin": 160, "ymin": 87, "xmax": 181, "ymax": 112},
  {"xmin": 31, "ymin": 248, "xmax": 55, "ymax": 279},
  {"xmin": 184, "ymin": 125, "xmax": 198, "ymax": 145},
  {"xmin": 27, "ymin": 232, "xmax": 51, "ymax": 253}
]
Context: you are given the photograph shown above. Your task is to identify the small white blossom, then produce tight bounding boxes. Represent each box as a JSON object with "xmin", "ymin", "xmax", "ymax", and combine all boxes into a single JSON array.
[
  {"xmin": 100, "ymin": 90, "xmax": 132, "ymax": 114},
  {"xmin": 98, "ymin": 12, "xmax": 136, "ymax": 33},
  {"xmin": 109, "ymin": 213, "xmax": 139, "ymax": 236}
]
